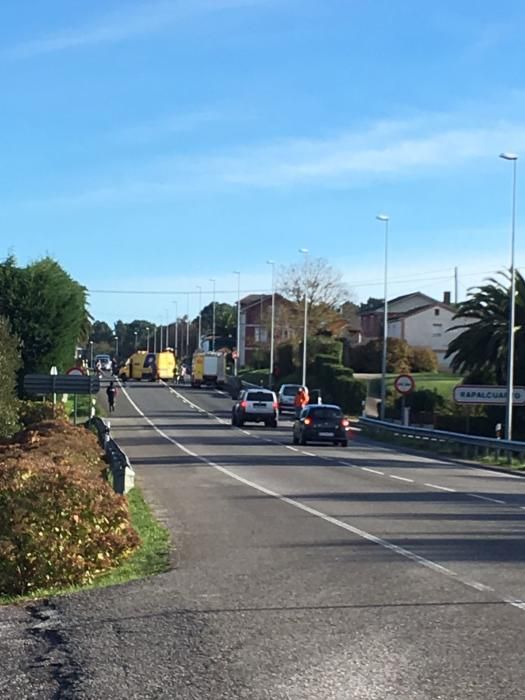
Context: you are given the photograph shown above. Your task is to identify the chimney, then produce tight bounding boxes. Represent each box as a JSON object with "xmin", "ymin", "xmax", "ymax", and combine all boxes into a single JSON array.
[{"xmin": 443, "ymin": 291, "xmax": 451, "ymax": 305}]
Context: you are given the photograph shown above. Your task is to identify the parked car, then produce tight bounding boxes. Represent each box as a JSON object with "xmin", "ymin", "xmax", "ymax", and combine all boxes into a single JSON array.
[
  {"xmin": 277, "ymin": 384, "xmax": 308, "ymax": 415},
  {"xmin": 232, "ymin": 388, "xmax": 278, "ymax": 427},
  {"xmin": 292, "ymin": 404, "xmax": 350, "ymax": 447},
  {"xmin": 94, "ymin": 354, "xmax": 112, "ymax": 371}
]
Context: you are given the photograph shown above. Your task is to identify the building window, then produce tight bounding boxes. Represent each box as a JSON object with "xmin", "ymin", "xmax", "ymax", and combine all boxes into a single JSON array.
[
  {"xmin": 432, "ymin": 322, "xmax": 443, "ymax": 337},
  {"xmin": 434, "ymin": 308, "xmax": 440, "ymax": 316},
  {"xmin": 254, "ymin": 327, "xmax": 268, "ymax": 343}
]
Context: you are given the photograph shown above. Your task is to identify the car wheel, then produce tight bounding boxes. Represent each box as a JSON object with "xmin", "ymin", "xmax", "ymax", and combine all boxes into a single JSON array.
[
  {"xmin": 292, "ymin": 434, "xmax": 299, "ymax": 445},
  {"xmin": 270, "ymin": 419, "xmax": 278, "ymax": 428},
  {"xmin": 238, "ymin": 419, "xmax": 244, "ymax": 427},
  {"xmin": 299, "ymin": 434, "xmax": 307, "ymax": 446},
  {"xmin": 340, "ymin": 440, "xmax": 348, "ymax": 447},
  {"xmin": 231, "ymin": 415, "xmax": 237, "ymax": 427}
]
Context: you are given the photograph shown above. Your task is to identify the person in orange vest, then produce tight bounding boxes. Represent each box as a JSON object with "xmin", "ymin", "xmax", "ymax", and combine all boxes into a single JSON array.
[{"xmin": 294, "ymin": 386, "xmax": 309, "ymax": 418}]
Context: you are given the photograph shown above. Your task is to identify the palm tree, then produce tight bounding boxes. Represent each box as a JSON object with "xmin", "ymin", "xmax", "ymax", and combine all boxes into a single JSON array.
[{"xmin": 446, "ymin": 270, "xmax": 525, "ymax": 384}]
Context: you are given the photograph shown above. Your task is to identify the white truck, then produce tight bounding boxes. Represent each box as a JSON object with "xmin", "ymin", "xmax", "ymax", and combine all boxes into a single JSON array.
[{"xmin": 191, "ymin": 351, "xmax": 226, "ymax": 388}]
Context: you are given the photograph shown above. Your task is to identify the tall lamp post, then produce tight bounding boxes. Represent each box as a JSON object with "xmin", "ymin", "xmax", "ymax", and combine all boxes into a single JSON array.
[
  {"xmin": 196, "ymin": 286, "xmax": 202, "ymax": 349},
  {"xmin": 233, "ymin": 271, "xmax": 241, "ymax": 376},
  {"xmin": 500, "ymin": 152, "xmax": 519, "ymax": 441},
  {"xmin": 376, "ymin": 214, "xmax": 390, "ymax": 421},
  {"xmin": 134, "ymin": 330, "xmax": 138, "ymax": 349},
  {"xmin": 153, "ymin": 324, "xmax": 157, "ymax": 353},
  {"xmin": 186, "ymin": 292, "xmax": 190, "ymax": 358},
  {"xmin": 113, "ymin": 335, "xmax": 119, "ymax": 360},
  {"xmin": 210, "ymin": 278, "xmax": 216, "ymax": 351},
  {"xmin": 172, "ymin": 301, "xmax": 178, "ymax": 357},
  {"xmin": 299, "ymin": 248, "xmax": 309, "ymax": 387},
  {"xmin": 267, "ymin": 260, "xmax": 276, "ymax": 387},
  {"xmin": 89, "ymin": 340, "xmax": 94, "ymax": 368},
  {"xmin": 146, "ymin": 326, "xmax": 150, "ymax": 352}
]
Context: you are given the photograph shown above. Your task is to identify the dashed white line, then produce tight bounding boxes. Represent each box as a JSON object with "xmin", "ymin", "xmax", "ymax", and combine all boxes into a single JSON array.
[
  {"xmin": 360, "ymin": 467, "xmax": 384, "ymax": 476},
  {"xmin": 467, "ymin": 493, "xmax": 506, "ymax": 505},
  {"xmin": 424, "ymin": 483, "xmax": 456, "ymax": 492},
  {"xmin": 302, "ymin": 451, "xmax": 316, "ymax": 457},
  {"xmin": 287, "ymin": 446, "xmax": 299, "ymax": 452},
  {"xmin": 389, "ymin": 474, "xmax": 414, "ymax": 483},
  {"xmin": 118, "ymin": 385, "xmax": 525, "ymax": 613}
]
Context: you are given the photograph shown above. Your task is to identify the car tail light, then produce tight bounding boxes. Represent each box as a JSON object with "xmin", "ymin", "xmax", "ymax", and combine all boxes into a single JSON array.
[
  {"xmin": 304, "ymin": 417, "xmax": 312, "ymax": 426},
  {"xmin": 273, "ymin": 401, "xmax": 278, "ymax": 409},
  {"xmin": 341, "ymin": 418, "xmax": 349, "ymax": 427},
  {"xmin": 241, "ymin": 400, "xmax": 248, "ymax": 409}
]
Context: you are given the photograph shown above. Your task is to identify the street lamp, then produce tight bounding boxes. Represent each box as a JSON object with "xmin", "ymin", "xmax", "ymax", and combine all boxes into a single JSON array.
[
  {"xmin": 146, "ymin": 326, "xmax": 150, "ymax": 352},
  {"xmin": 89, "ymin": 340, "xmax": 94, "ymax": 368},
  {"xmin": 186, "ymin": 292, "xmax": 190, "ymax": 358},
  {"xmin": 134, "ymin": 330, "xmax": 138, "ymax": 349},
  {"xmin": 172, "ymin": 301, "xmax": 178, "ymax": 357},
  {"xmin": 210, "ymin": 278, "xmax": 216, "ymax": 351},
  {"xmin": 299, "ymin": 249, "xmax": 309, "ymax": 387},
  {"xmin": 153, "ymin": 324, "xmax": 157, "ymax": 353},
  {"xmin": 376, "ymin": 214, "xmax": 390, "ymax": 421},
  {"xmin": 113, "ymin": 335, "xmax": 119, "ymax": 360},
  {"xmin": 233, "ymin": 271, "xmax": 241, "ymax": 376},
  {"xmin": 196, "ymin": 286, "xmax": 202, "ymax": 350},
  {"xmin": 500, "ymin": 152, "xmax": 519, "ymax": 440},
  {"xmin": 267, "ymin": 260, "xmax": 276, "ymax": 387}
]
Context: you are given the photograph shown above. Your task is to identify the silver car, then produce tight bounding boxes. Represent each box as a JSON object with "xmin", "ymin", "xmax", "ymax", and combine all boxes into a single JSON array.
[
  {"xmin": 232, "ymin": 389, "xmax": 278, "ymax": 427},
  {"xmin": 277, "ymin": 384, "xmax": 307, "ymax": 415}
]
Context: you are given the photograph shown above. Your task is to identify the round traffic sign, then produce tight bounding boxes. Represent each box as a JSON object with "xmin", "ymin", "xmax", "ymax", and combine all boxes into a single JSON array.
[
  {"xmin": 394, "ymin": 374, "xmax": 415, "ymax": 395},
  {"xmin": 66, "ymin": 367, "xmax": 85, "ymax": 376}
]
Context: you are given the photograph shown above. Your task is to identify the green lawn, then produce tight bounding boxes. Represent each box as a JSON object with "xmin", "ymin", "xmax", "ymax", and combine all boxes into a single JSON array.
[{"xmin": 387, "ymin": 372, "xmax": 461, "ymax": 399}]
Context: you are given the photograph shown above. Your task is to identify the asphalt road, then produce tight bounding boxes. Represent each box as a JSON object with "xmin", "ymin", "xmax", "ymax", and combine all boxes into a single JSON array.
[{"xmin": 5, "ymin": 379, "xmax": 525, "ymax": 698}]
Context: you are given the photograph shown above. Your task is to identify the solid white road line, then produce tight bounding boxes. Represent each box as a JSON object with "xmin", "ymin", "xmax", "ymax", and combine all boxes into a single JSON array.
[
  {"xmin": 118, "ymin": 385, "xmax": 525, "ymax": 610},
  {"xmin": 424, "ymin": 483, "xmax": 457, "ymax": 493},
  {"xmin": 389, "ymin": 474, "xmax": 414, "ymax": 483},
  {"xmin": 360, "ymin": 467, "xmax": 384, "ymax": 476},
  {"xmin": 467, "ymin": 493, "xmax": 506, "ymax": 505}
]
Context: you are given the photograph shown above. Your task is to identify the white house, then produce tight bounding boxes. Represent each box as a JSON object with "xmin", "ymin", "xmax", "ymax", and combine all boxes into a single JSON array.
[{"xmin": 361, "ymin": 291, "xmax": 469, "ymax": 369}]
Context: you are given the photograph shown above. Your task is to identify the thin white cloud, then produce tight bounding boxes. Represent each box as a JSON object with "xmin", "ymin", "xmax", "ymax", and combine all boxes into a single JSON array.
[
  {"xmin": 5, "ymin": 0, "xmax": 273, "ymax": 59},
  {"xmin": 20, "ymin": 114, "xmax": 525, "ymax": 208}
]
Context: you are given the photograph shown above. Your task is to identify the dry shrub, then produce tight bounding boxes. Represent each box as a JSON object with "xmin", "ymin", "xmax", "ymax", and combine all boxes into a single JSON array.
[
  {"xmin": 18, "ymin": 400, "xmax": 67, "ymax": 427},
  {"xmin": 0, "ymin": 421, "xmax": 139, "ymax": 596}
]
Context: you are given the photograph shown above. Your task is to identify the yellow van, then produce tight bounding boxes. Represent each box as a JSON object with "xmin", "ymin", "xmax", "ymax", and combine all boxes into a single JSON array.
[{"xmin": 119, "ymin": 351, "xmax": 176, "ymax": 381}]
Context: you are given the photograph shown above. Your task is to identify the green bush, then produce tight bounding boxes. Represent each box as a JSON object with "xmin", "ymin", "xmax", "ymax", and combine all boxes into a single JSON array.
[
  {"xmin": 410, "ymin": 346, "xmax": 439, "ymax": 372},
  {"xmin": 0, "ymin": 317, "xmax": 21, "ymax": 440},
  {"xmin": 306, "ymin": 337, "xmax": 343, "ymax": 364},
  {"xmin": 276, "ymin": 342, "xmax": 295, "ymax": 377},
  {"xmin": 0, "ymin": 421, "xmax": 139, "ymax": 595},
  {"xmin": 396, "ymin": 389, "xmax": 445, "ymax": 413},
  {"xmin": 332, "ymin": 377, "xmax": 366, "ymax": 414}
]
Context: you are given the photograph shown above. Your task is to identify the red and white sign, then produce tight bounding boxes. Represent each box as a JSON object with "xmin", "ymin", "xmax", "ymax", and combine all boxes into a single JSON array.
[
  {"xmin": 66, "ymin": 367, "xmax": 85, "ymax": 376},
  {"xmin": 394, "ymin": 374, "xmax": 415, "ymax": 395}
]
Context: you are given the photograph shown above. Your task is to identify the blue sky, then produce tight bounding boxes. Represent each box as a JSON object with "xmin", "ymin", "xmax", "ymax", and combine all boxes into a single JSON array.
[{"xmin": 1, "ymin": 0, "xmax": 525, "ymax": 324}]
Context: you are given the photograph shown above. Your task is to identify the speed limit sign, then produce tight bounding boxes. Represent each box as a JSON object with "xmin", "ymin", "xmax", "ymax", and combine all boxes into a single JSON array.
[{"xmin": 394, "ymin": 374, "xmax": 415, "ymax": 395}]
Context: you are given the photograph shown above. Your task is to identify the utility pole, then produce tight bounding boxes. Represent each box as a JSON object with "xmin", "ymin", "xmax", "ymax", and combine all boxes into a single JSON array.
[{"xmin": 454, "ymin": 266, "xmax": 459, "ymax": 305}]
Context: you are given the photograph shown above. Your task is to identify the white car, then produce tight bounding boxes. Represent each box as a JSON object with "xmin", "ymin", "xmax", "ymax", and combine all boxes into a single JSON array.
[
  {"xmin": 231, "ymin": 389, "xmax": 278, "ymax": 427},
  {"xmin": 94, "ymin": 354, "xmax": 112, "ymax": 371},
  {"xmin": 277, "ymin": 384, "xmax": 308, "ymax": 415}
]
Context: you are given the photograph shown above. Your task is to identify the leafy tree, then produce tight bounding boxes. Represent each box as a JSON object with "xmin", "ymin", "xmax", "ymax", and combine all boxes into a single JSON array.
[
  {"xmin": 277, "ymin": 257, "xmax": 350, "ymax": 339},
  {"xmin": 0, "ymin": 317, "xmax": 21, "ymax": 438},
  {"xmin": 359, "ymin": 297, "xmax": 383, "ymax": 312},
  {"xmin": 445, "ymin": 271, "xmax": 525, "ymax": 383},
  {"xmin": 199, "ymin": 303, "xmax": 237, "ymax": 338},
  {"xmin": 0, "ymin": 256, "xmax": 90, "ymax": 375}
]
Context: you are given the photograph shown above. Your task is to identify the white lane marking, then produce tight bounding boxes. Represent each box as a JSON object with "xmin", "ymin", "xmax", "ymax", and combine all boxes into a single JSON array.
[
  {"xmin": 287, "ymin": 446, "xmax": 299, "ymax": 452},
  {"xmin": 241, "ymin": 430, "xmax": 251, "ymax": 436},
  {"xmin": 118, "ymin": 386, "xmax": 525, "ymax": 608},
  {"xmin": 467, "ymin": 493, "xmax": 506, "ymax": 505},
  {"xmin": 302, "ymin": 451, "xmax": 316, "ymax": 457},
  {"xmin": 360, "ymin": 467, "xmax": 384, "ymax": 476},
  {"xmin": 389, "ymin": 474, "xmax": 414, "ymax": 483},
  {"xmin": 424, "ymin": 483, "xmax": 456, "ymax": 493}
]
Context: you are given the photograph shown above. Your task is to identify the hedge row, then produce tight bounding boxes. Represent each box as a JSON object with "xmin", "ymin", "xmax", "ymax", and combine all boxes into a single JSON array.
[{"xmin": 0, "ymin": 419, "xmax": 139, "ymax": 596}]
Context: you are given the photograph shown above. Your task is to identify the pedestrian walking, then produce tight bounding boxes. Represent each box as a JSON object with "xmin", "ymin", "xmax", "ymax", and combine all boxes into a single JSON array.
[
  {"xmin": 294, "ymin": 386, "xmax": 309, "ymax": 418},
  {"xmin": 106, "ymin": 381, "xmax": 118, "ymax": 412}
]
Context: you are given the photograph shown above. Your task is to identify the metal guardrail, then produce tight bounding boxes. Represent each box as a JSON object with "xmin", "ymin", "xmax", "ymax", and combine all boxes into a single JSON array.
[
  {"xmin": 90, "ymin": 416, "xmax": 135, "ymax": 494},
  {"xmin": 359, "ymin": 416, "xmax": 525, "ymax": 463}
]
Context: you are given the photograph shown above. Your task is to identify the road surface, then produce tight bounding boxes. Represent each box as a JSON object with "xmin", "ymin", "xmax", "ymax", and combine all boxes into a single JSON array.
[{"xmin": 4, "ymin": 380, "xmax": 525, "ymax": 698}]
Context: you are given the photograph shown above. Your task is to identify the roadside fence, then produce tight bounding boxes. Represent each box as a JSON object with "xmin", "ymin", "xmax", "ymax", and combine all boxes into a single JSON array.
[{"xmin": 90, "ymin": 416, "xmax": 135, "ymax": 494}]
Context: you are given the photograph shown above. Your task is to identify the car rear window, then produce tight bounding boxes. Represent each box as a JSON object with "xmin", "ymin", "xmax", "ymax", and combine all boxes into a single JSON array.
[
  {"xmin": 309, "ymin": 407, "xmax": 342, "ymax": 419},
  {"xmin": 282, "ymin": 386, "xmax": 301, "ymax": 396},
  {"xmin": 246, "ymin": 392, "xmax": 274, "ymax": 402}
]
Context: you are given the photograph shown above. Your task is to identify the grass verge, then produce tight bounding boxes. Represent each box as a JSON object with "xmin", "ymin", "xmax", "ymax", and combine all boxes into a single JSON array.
[{"xmin": 0, "ymin": 486, "xmax": 170, "ymax": 605}]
